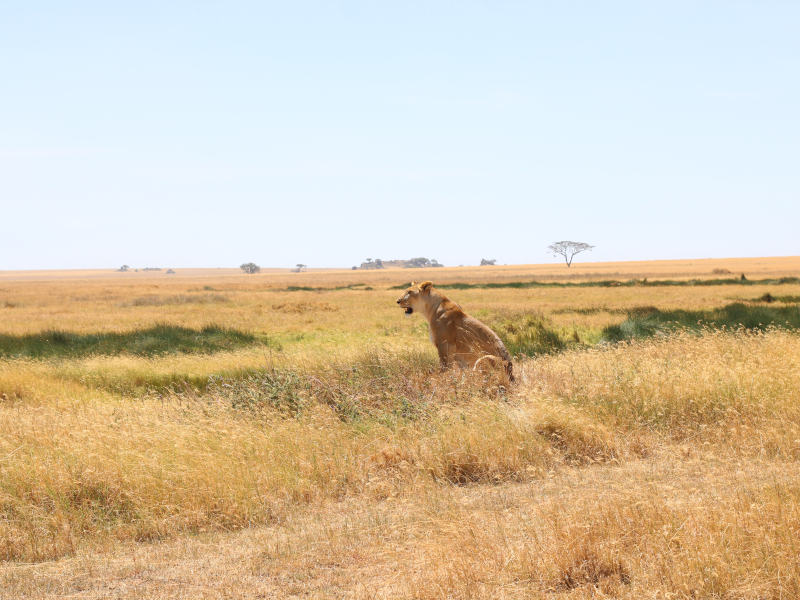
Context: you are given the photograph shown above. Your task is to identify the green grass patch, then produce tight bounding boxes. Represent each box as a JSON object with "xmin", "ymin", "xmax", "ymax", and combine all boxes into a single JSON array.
[
  {"xmin": 602, "ymin": 303, "xmax": 800, "ymax": 342},
  {"xmin": 284, "ymin": 283, "xmax": 367, "ymax": 292},
  {"xmin": 551, "ymin": 306, "xmax": 628, "ymax": 315},
  {"xmin": 122, "ymin": 293, "xmax": 230, "ymax": 306},
  {"xmin": 0, "ymin": 324, "xmax": 264, "ymax": 359},
  {"xmin": 488, "ymin": 312, "xmax": 566, "ymax": 357},
  {"xmin": 750, "ymin": 293, "xmax": 800, "ymax": 304},
  {"xmin": 389, "ymin": 277, "xmax": 800, "ymax": 291}
]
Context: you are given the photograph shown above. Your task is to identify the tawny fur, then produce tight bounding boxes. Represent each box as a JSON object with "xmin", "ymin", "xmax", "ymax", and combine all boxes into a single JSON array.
[{"xmin": 396, "ymin": 281, "xmax": 514, "ymax": 382}]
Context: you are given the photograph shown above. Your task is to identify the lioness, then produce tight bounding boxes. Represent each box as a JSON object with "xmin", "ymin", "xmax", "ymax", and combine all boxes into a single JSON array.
[{"xmin": 397, "ymin": 281, "xmax": 514, "ymax": 382}]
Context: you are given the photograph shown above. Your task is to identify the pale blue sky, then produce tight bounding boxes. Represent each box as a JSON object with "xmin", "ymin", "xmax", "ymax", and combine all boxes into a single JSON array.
[{"xmin": 1, "ymin": 1, "xmax": 798, "ymax": 270}]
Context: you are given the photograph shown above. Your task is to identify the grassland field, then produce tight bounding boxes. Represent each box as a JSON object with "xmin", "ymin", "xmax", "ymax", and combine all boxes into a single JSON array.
[{"xmin": 1, "ymin": 256, "xmax": 800, "ymax": 599}]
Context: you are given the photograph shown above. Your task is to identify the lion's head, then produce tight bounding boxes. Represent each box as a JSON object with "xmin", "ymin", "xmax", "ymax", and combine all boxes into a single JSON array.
[{"xmin": 396, "ymin": 281, "xmax": 432, "ymax": 316}]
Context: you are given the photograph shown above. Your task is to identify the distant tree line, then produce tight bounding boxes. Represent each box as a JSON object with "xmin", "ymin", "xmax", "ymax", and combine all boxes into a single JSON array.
[
  {"xmin": 118, "ymin": 264, "xmax": 175, "ymax": 274},
  {"xmin": 355, "ymin": 257, "xmax": 443, "ymax": 269}
]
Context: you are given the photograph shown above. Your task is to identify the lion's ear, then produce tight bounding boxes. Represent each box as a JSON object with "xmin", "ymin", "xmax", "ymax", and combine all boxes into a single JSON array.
[
  {"xmin": 420, "ymin": 281, "xmax": 433, "ymax": 293},
  {"xmin": 410, "ymin": 281, "xmax": 417, "ymax": 287}
]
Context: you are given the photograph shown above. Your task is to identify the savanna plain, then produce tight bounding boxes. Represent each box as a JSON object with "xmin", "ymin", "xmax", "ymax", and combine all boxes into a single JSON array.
[{"xmin": 2, "ymin": 256, "xmax": 800, "ymax": 599}]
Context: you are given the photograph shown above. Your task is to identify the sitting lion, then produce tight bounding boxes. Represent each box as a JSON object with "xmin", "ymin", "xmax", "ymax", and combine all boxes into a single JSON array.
[{"xmin": 396, "ymin": 281, "xmax": 514, "ymax": 382}]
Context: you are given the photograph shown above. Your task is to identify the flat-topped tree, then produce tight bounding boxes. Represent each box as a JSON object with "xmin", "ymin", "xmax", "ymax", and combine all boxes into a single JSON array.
[{"xmin": 548, "ymin": 241, "xmax": 594, "ymax": 267}]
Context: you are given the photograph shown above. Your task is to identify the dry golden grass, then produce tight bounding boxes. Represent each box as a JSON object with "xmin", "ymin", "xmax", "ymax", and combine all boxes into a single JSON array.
[
  {"xmin": 2, "ymin": 254, "xmax": 799, "ymax": 285},
  {"xmin": 2, "ymin": 258, "xmax": 799, "ymax": 339},
  {"xmin": 1, "ymin": 257, "xmax": 800, "ymax": 598},
  {"xmin": 2, "ymin": 448, "xmax": 798, "ymax": 598}
]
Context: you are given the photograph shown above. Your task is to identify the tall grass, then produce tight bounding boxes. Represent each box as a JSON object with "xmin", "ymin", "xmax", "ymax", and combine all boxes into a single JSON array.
[
  {"xmin": 207, "ymin": 349, "xmax": 512, "ymax": 421},
  {"xmin": 374, "ymin": 477, "xmax": 800, "ymax": 598},
  {"xmin": 4, "ymin": 330, "xmax": 799, "ymax": 563},
  {"xmin": 528, "ymin": 328, "xmax": 800, "ymax": 451},
  {"xmin": 0, "ymin": 349, "xmax": 626, "ymax": 562}
]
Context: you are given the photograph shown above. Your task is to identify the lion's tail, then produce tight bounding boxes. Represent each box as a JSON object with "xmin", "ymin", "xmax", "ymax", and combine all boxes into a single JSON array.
[{"xmin": 473, "ymin": 355, "xmax": 515, "ymax": 383}]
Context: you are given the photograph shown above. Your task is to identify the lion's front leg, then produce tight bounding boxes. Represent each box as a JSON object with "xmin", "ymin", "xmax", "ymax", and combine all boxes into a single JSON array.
[{"xmin": 435, "ymin": 339, "xmax": 452, "ymax": 370}]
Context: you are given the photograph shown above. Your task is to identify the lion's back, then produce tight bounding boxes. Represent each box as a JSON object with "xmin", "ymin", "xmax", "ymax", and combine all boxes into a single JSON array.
[{"xmin": 459, "ymin": 315, "xmax": 512, "ymax": 360}]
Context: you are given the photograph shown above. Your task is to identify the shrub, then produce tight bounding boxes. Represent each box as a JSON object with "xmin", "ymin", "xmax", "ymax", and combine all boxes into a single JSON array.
[{"xmin": 240, "ymin": 262, "xmax": 261, "ymax": 274}]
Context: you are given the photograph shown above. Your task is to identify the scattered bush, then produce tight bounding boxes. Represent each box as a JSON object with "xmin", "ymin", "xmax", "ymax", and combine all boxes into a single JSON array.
[{"xmin": 240, "ymin": 262, "xmax": 261, "ymax": 274}]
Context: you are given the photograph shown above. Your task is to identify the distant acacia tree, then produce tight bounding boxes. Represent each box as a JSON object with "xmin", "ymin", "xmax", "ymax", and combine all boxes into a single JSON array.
[
  {"xmin": 480, "ymin": 258, "xmax": 496, "ymax": 266},
  {"xmin": 295, "ymin": 263, "xmax": 307, "ymax": 272},
  {"xmin": 118, "ymin": 264, "xmax": 130, "ymax": 272},
  {"xmin": 548, "ymin": 241, "xmax": 594, "ymax": 267},
  {"xmin": 240, "ymin": 262, "xmax": 261, "ymax": 274}
]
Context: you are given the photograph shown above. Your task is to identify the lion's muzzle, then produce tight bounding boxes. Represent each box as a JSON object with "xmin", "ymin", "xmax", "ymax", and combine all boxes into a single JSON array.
[{"xmin": 396, "ymin": 297, "xmax": 414, "ymax": 315}]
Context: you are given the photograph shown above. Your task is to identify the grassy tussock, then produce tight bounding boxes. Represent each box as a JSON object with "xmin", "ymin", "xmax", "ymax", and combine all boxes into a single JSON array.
[{"xmin": 369, "ymin": 400, "xmax": 623, "ymax": 489}]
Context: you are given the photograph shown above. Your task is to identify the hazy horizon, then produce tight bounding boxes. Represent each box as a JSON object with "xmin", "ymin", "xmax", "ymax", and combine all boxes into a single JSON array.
[
  {"xmin": 2, "ymin": 2, "xmax": 798, "ymax": 270},
  {"xmin": 3, "ymin": 253, "xmax": 800, "ymax": 274}
]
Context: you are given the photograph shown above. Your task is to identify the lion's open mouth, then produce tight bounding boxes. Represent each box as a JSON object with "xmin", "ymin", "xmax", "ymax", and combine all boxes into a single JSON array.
[{"xmin": 404, "ymin": 307, "xmax": 413, "ymax": 315}]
